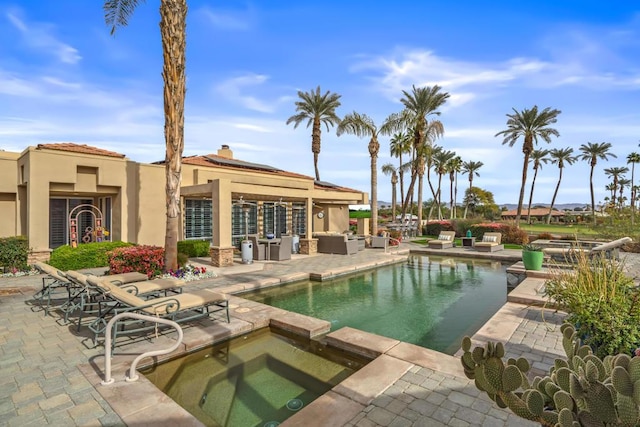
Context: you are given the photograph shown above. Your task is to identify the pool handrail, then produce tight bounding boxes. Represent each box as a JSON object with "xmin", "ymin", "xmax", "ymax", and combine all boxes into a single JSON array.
[{"xmin": 101, "ymin": 312, "xmax": 183, "ymax": 385}]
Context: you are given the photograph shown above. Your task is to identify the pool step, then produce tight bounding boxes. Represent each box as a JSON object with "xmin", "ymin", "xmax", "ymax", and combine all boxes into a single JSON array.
[{"xmin": 201, "ymin": 371, "xmax": 240, "ymax": 427}]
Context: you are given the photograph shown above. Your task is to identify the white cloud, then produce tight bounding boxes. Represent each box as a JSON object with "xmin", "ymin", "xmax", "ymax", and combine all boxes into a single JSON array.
[
  {"xmin": 198, "ymin": 7, "xmax": 252, "ymax": 31},
  {"xmin": 215, "ymin": 73, "xmax": 292, "ymax": 113},
  {"xmin": 6, "ymin": 11, "xmax": 81, "ymax": 64}
]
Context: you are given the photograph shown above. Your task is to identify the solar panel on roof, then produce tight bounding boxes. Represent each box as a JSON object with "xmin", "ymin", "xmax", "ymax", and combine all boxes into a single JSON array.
[
  {"xmin": 204, "ymin": 156, "xmax": 282, "ymax": 172},
  {"xmin": 315, "ymin": 180, "xmax": 340, "ymax": 188}
]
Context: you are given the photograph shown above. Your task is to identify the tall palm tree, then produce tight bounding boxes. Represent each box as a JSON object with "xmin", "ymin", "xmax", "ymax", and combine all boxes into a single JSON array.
[
  {"xmin": 395, "ymin": 85, "xmax": 449, "ymax": 215},
  {"xmin": 546, "ymin": 148, "xmax": 577, "ymax": 224},
  {"xmin": 627, "ymin": 151, "xmax": 640, "ymax": 224},
  {"xmin": 105, "ymin": 0, "xmax": 187, "ymax": 271},
  {"xmin": 495, "ymin": 106, "xmax": 561, "ymax": 225},
  {"xmin": 432, "ymin": 149, "xmax": 456, "ymax": 219},
  {"xmin": 389, "ymin": 132, "xmax": 412, "ymax": 209},
  {"xmin": 578, "ymin": 142, "xmax": 616, "ymax": 224},
  {"xmin": 286, "ymin": 86, "xmax": 342, "ymax": 181},
  {"xmin": 337, "ymin": 112, "xmax": 395, "ymax": 236},
  {"xmin": 447, "ymin": 156, "xmax": 463, "ymax": 219},
  {"xmin": 381, "ymin": 163, "xmax": 398, "ymax": 220},
  {"xmin": 618, "ymin": 178, "xmax": 631, "ymax": 209},
  {"xmin": 604, "ymin": 166, "xmax": 629, "ymax": 208},
  {"xmin": 526, "ymin": 149, "xmax": 550, "ymax": 224},
  {"xmin": 461, "ymin": 160, "xmax": 483, "ymax": 219}
]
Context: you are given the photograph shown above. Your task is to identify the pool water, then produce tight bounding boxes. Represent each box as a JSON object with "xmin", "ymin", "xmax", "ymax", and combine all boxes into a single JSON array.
[
  {"xmin": 242, "ymin": 255, "xmax": 507, "ymax": 354},
  {"xmin": 141, "ymin": 328, "xmax": 367, "ymax": 427}
]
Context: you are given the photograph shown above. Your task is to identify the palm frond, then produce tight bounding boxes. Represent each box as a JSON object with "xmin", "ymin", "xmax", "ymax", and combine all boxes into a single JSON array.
[{"xmin": 104, "ymin": 0, "xmax": 144, "ymax": 34}]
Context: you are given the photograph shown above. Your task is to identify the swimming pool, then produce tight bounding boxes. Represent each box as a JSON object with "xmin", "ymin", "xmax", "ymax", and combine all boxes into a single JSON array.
[
  {"xmin": 142, "ymin": 328, "xmax": 367, "ymax": 426},
  {"xmin": 242, "ymin": 255, "xmax": 507, "ymax": 354}
]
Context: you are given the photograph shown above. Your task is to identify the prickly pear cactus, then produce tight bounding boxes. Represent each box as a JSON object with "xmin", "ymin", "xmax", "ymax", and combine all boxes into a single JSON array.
[{"xmin": 460, "ymin": 324, "xmax": 640, "ymax": 427}]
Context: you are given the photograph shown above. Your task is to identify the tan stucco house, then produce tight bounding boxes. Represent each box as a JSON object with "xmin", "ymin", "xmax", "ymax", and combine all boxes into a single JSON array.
[{"xmin": 0, "ymin": 143, "xmax": 369, "ymax": 266}]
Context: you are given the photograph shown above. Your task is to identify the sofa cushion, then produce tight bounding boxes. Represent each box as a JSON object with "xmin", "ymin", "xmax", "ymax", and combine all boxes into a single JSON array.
[
  {"xmin": 482, "ymin": 235, "xmax": 497, "ymax": 243},
  {"xmin": 437, "ymin": 234, "xmax": 451, "ymax": 241}
]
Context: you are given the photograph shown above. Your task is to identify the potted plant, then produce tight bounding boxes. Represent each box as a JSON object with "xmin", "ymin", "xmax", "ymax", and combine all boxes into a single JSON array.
[{"xmin": 521, "ymin": 243, "xmax": 544, "ymax": 270}]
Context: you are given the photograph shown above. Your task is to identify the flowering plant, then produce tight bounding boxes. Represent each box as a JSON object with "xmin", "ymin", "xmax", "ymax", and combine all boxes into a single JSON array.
[{"xmin": 164, "ymin": 264, "xmax": 216, "ymax": 282}]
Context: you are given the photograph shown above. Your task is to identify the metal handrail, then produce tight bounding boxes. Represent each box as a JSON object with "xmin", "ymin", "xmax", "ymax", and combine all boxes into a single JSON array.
[
  {"xmin": 101, "ymin": 313, "xmax": 183, "ymax": 385},
  {"xmin": 388, "ymin": 238, "xmax": 402, "ymax": 254}
]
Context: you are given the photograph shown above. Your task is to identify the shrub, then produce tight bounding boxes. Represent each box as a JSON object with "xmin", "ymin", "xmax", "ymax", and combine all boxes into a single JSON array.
[
  {"xmin": 107, "ymin": 245, "xmax": 164, "ymax": 278},
  {"xmin": 452, "ymin": 219, "xmax": 479, "ymax": 237},
  {"xmin": 468, "ymin": 223, "xmax": 529, "ymax": 244},
  {"xmin": 177, "ymin": 240, "xmax": 210, "ymax": 257},
  {"xmin": 544, "ymin": 251, "xmax": 640, "ymax": 357},
  {"xmin": 537, "ymin": 232, "xmax": 554, "ymax": 240},
  {"xmin": 388, "ymin": 230, "xmax": 402, "ymax": 246},
  {"xmin": 49, "ymin": 241, "xmax": 132, "ymax": 271},
  {"xmin": 0, "ymin": 236, "xmax": 29, "ymax": 271},
  {"xmin": 424, "ymin": 220, "xmax": 454, "ymax": 236},
  {"xmin": 177, "ymin": 252, "xmax": 189, "ymax": 267}
]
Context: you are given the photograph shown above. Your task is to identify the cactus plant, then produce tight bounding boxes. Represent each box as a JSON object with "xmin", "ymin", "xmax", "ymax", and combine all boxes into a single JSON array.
[{"xmin": 460, "ymin": 323, "xmax": 640, "ymax": 426}]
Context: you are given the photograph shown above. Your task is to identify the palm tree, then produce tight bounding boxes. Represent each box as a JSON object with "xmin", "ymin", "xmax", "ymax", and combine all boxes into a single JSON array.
[
  {"xmin": 627, "ymin": 152, "xmax": 640, "ymax": 224},
  {"xmin": 447, "ymin": 156, "xmax": 462, "ymax": 219},
  {"xmin": 578, "ymin": 142, "xmax": 616, "ymax": 224},
  {"xmin": 618, "ymin": 178, "xmax": 631, "ymax": 209},
  {"xmin": 495, "ymin": 106, "xmax": 561, "ymax": 225},
  {"xmin": 395, "ymin": 85, "xmax": 449, "ymax": 215},
  {"xmin": 546, "ymin": 148, "xmax": 577, "ymax": 224},
  {"xmin": 526, "ymin": 149, "xmax": 550, "ymax": 224},
  {"xmin": 604, "ymin": 166, "xmax": 629, "ymax": 208},
  {"xmin": 337, "ymin": 112, "xmax": 395, "ymax": 236},
  {"xmin": 389, "ymin": 132, "xmax": 412, "ymax": 209},
  {"xmin": 286, "ymin": 86, "xmax": 342, "ymax": 181},
  {"xmin": 381, "ymin": 163, "xmax": 398, "ymax": 220},
  {"xmin": 461, "ymin": 160, "xmax": 483, "ymax": 219},
  {"xmin": 105, "ymin": 0, "xmax": 187, "ymax": 272},
  {"xmin": 432, "ymin": 149, "xmax": 456, "ymax": 219}
]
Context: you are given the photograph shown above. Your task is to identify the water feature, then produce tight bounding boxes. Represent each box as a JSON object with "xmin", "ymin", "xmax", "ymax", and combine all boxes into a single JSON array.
[{"xmin": 242, "ymin": 254, "xmax": 507, "ymax": 354}]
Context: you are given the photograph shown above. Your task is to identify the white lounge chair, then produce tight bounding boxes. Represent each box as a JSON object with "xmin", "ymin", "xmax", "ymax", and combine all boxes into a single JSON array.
[
  {"xmin": 428, "ymin": 231, "xmax": 456, "ymax": 249},
  {"xmin": 475, "ymin": 232, "xmax": 504, "ymax": 252}
]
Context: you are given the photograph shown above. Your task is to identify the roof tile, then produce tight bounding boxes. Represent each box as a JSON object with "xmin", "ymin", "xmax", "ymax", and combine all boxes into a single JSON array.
[{"xmin": 36, "ymin": 143, "xmax": 126, "ymax": 159}]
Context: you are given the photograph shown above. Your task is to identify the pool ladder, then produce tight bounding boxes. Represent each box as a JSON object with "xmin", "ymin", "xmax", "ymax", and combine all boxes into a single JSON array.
[{"xmin": 100, "ymin": 313, "xmax": 184, "ymax": 385}]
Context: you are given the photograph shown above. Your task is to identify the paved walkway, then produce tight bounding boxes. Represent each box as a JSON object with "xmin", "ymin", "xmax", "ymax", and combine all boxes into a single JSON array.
[{"xmin": 0, "ymin": 245, "xmax": 638, "ymax": 427}]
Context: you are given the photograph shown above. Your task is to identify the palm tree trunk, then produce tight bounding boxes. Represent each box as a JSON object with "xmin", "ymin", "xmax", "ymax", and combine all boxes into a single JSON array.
[
  {"xmin": 369, "ymin": 138, "xmax": 379, "ymax": 236},
  {"xmin": 312, "ymin": 119, "xmax": 322, "ymax": 181},
  {"xmin": 546, "ymin": 169, "xmax": 563, "ymax": 224},
  {"xmin": 417, "ymin": 173, "xmax": 424, "ymax": 236},
  {"xmin": 526, "ymin": 168, "xmax": 539, "ymax": 225},
  {"xmin": 391, "ymin": 179, "xmax": 397, "ymax": 220},
  {"xmin": 161, "ymin": 0, "xmax": 187, "ymax": 272},
  {"xmin": 515, "ymin": 152, "xmax": 530, "ymax": 226},
  {"xmin": 436, "ymin": 173, "xmax": 443, "ymax": 220},
  {"xmin": 463, "ymin": 178, "xmax": 472, "ymax": 219},
  {"xmin": 454, "ymin": 172, "xmax": 458, "ymax": 218},
  {"xmin": 589, "ymin": 165, "xmax": 596, "ymax": 225},
  {"xmin": 449, "ymin": 174, "xmax": 454, "ymax": 219},
  {"xmin": 631, "ymin": 164, "xmax": 636, "ymax": 226},
  {"xmin": 399, "ymin": 153, "xmax": 405, "ymax": 210}
]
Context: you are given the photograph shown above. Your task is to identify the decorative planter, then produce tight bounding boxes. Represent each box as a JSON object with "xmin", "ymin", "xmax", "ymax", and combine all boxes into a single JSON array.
[{"xmin": 522, "ymin": 250, "xmax": 544, "ymax": 271}]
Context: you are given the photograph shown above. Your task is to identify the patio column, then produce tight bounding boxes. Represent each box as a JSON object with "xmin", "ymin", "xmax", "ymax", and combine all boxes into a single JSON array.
[
  {"xmin": 300, "ymin": 197, "xmax": 316, "ymax": 255},
  {"xmin": 209, "ymin": 179, "xmax": 234, "ymax": 267}
]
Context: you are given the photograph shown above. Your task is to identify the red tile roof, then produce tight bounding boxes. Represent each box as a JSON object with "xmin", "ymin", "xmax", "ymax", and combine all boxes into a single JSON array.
[
  {"xmin": 181, "ymin": 154, "xmax": 314, "ymax": 180},
  {"xmin": 36, "ymin": 143, "xmax": 126, "ymax": 159}
]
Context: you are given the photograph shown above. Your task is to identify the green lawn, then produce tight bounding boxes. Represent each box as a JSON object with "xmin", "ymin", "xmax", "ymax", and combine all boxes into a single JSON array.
[{"xmin": 518, "ymin": 223, "xmax": 598, "ymax": 236}]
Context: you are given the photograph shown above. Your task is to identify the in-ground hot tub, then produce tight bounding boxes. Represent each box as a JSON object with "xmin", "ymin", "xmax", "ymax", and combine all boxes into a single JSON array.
[{"xmin": 140, "ymin": 327, "xmax": 368, "ymax": 427}]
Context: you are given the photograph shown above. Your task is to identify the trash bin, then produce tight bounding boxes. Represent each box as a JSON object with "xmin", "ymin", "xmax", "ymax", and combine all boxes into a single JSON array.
[
  {"xmin": 241, "ymin": 240, "xmax": 253, "ymax": 264},
  {"xmin": 292, "ymin": 234, "xmax": 300, "ymax": 254}
]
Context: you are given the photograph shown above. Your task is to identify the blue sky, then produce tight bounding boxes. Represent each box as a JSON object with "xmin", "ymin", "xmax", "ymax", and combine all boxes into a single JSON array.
[{"xmin": 1, "ymin": 1, "xmax": 639, "ymax": 207}]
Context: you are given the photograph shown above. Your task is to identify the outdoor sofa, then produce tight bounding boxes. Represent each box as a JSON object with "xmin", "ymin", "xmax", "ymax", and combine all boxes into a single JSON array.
[
  {"xmin": 314, "ymin": 232, "xmax": 358, "ymax": 255},
  {"xmin": 428, "ymin": 231, "xmax": 456, "ymax": 249},
  {"xmin": 474, "ymin": 232, "xmax": 504, "ymax": 252}
]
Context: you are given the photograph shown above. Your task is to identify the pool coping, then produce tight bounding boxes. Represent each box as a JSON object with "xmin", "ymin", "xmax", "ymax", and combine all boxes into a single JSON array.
[{"xmin": 76, "ymin": 250, "xmax": 554, "ymax": 427}]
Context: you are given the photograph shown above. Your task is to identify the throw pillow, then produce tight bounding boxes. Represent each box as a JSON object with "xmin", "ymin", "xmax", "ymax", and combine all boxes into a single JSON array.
[
  {"xmin": 482, "ymin": 235, "xmax": 497, "ymax": 243},
  {"xmin": 437, "ymin": 234, "xmax": 448, "ymax": 241}
]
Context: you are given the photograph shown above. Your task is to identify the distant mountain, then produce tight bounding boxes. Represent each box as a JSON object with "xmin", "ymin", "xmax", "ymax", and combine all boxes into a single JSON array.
[{"xmin": 500, "ymin": 203, "xmax": 589, "ymax": 211}]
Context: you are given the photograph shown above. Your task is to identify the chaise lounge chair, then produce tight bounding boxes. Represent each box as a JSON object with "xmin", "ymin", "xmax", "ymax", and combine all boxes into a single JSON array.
[
  {"xmin": 475, "ymin": 232, "xmax": 504, "ymax": 252},
  {"xmin": 428, "ymin": 231, "xmax": 456, "ymax": 249},
  {"xmin": 86, "ymin": 276, "xmax": 229, "ymax": 348},
  {"xmin": 542, "ymin": 236, "xmax": 632, "ymax": 261},
  {"xmin": 64, "ymin": 270, "xmax": 186, "ymax": 330}
]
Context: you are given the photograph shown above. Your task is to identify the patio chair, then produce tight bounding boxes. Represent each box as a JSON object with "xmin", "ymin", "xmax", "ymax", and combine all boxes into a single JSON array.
[
  {"xmin": 86, "ymin": 276, "xmax": 229, "ymax": 348},
  {"xmin": 270, "ymin": 235, "xmax": 292, "ymax": 261},
  {"xmin": 248, "ymin": 234, "xmax": 266, "ymax": 261},
  {"xmin": 542, "ymin": 236, "xmax": 632, "ymax": 261},
  {"xmin": 33, "ymin": 262, "xmax": 80, "ymax": 316},
  {"xmin": 428, "ymin": 231, "xmax": 456, "ymax": 249},
  {"xmin": 64, "ymin": 270, "xmax": 186, "ymax": 331},
  {"xmin": 475, "ymin": 232, "xmax": 504, "ymax": 252}
]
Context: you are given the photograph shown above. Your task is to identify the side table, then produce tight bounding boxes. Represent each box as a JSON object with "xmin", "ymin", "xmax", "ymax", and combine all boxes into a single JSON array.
[{"xmin": 461, "ymin": 237, "xmax": 476, "ymax": 247}]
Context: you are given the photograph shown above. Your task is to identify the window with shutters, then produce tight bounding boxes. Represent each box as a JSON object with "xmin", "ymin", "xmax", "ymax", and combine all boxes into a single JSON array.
[
  {"xmin": 292, "ymin": 204, "xmax": 306, "ymax": 236},
  {"xmin": 184, "ymin": 199, "xmax": 213, "ymax": 240},
  {"xmin": 231, "ymin": 202, "xmax": 257, "ymax": 247},
  {"xmin": 49, "ymin": 198, "xmax": 94, "ymax": 249}
]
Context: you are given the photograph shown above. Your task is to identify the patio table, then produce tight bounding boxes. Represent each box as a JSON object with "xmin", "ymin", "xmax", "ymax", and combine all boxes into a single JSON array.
[{"xmin": 258, "ymin": 238, "xmax": 281, "ymax": 261}]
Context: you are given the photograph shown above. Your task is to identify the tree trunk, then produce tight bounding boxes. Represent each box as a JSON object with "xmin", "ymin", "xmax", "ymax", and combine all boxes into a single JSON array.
[
  {"xmin": 369, "ymin": 136, "xmax": 379, "ymax": 236},
  {"xmin": 589, "ymin": 164, "xmax": 596, "ymax": 225},
  {"xmin": 546, "ymin": 168, "xmax": 563, "ymax": 224},
  {"xmin": 161, "ymin": 0, "xmax": 187, "ymax": 272},
  {"xmin": 516, "ymin": 151, "xmax": 531, "ymax": 226},
  {"xmin": 526, "ymin": 167, "xmax": 539, "ymax": 224},
  {"xmin": 417, "ymin": 171, "xmax": 424, "ymax": 236},
  {"xmin": 631, "ymin": 164, "xmax": 636, "ymax": 226},
  {"xmin": 463, "ymin": 178, "xmax": 472, "ymax": 219},
  {"xmin": 312, "ymin": 118, "xmax": 322, "ymax": 181}
]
